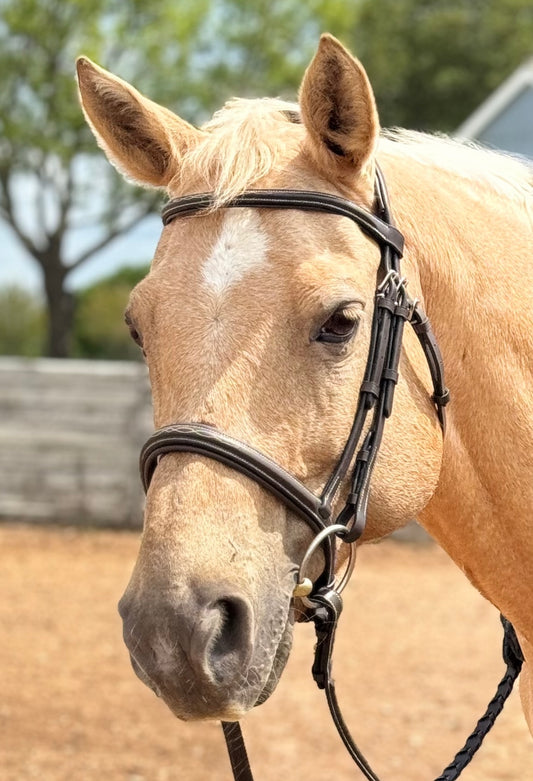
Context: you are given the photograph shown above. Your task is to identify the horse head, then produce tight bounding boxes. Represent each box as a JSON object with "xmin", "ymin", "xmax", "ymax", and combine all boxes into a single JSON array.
[{"xmin": 77, "ymin": 35, "xmax": 443, "ymax": 721}]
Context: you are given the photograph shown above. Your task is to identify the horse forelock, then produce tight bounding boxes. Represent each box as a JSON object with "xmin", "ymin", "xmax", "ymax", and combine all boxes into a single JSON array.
[{"xmin": 175, "ymin": 97, "xmax": 303, "ymax": 205}]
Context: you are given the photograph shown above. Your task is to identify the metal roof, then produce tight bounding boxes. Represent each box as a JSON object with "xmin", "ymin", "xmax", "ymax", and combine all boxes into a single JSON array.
[{"xmin": 456, "ymin": 58, "xmax": 533, "ymax": 158}]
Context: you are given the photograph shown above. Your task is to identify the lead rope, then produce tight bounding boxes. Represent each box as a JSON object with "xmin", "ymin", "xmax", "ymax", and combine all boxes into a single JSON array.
[
  {"xmin": 221, "ymin": 608, "xmax": 523, "ymax": 781},
  {"xmin": 433, "ymin": 616, "xmax": 524, "ymax": 781},
  {"xmin": 221, "ymin": 721, "xmax": 254, "ymax": 781}
]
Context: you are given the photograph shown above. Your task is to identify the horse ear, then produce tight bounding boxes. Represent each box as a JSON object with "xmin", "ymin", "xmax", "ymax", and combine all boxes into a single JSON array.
[
  {"xmin": 299, "ymin": 34, "xmax": 379, "ymax": 187},
  {"xmin": 76, "ymin": 57, "xmax": 202, "ymax": 188}
]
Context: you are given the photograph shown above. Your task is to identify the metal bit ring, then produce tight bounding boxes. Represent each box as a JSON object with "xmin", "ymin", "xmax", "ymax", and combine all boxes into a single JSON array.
[{"xmin": 294, "ymin": 524, "xmax": 355, "ymax": 605}]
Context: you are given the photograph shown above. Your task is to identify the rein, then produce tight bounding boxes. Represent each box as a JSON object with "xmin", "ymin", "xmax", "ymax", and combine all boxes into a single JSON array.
[{"xmin": 139, "ymin": 168, "xmax": 523, "ymax": 780}]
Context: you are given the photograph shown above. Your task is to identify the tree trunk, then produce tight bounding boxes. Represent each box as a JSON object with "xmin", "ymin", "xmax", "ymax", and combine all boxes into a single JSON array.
[{"xmin": 42, "ymin": 261, "xmax": 75, "ymax": 358}]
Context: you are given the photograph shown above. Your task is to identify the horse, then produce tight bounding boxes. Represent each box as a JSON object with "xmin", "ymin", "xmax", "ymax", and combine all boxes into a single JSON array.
[{"xmin": 76, "ymin": 33, "xmax": 533, "ymax": 746}]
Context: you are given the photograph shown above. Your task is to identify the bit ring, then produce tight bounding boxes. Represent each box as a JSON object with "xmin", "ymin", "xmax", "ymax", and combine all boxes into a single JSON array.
[{"xmin": 294, "ymin": 524, "xmax": 356, "ymax": 605}]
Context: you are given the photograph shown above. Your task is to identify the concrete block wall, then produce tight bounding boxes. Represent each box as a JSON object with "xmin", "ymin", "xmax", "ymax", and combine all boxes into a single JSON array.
[{"xmin": 0, "ymin": 357, "xmax": 152, "ymax": 527}]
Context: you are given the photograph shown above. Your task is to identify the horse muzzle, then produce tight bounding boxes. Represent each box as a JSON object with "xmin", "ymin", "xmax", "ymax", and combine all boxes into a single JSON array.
[{"xmin": 118, "ymin": 581, "xmax": 293, "ymax": 720}]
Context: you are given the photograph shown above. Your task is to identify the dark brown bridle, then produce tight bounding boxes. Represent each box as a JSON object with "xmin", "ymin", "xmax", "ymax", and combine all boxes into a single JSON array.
[
  {"xmin": 138, "ymin": 167, "xmax": 522, "ymax": 781},
  {"xmin": 141, "ymin": 168, "xmax": 448, "ymax": 560}
]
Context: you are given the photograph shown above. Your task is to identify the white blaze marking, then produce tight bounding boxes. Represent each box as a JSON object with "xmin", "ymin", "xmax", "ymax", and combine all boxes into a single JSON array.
[{"xmin": 201, "ymin": 209, "xmax": 268, "ymax": 295}]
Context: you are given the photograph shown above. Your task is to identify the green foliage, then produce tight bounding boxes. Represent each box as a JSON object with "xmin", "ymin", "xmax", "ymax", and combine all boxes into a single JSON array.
[
  {"xmin": 0, "ymin": 266, "xmax": 150, "ymax": 360},
  {"xmin": 348, "ymin": 0, "xmax": 533, "ymax": 130},
  {"xmin": 2, "ymin": 0, "xmax": 532, "ymax": 356},
  {"xmin": 0, "ymin": 286, "xmax": 45, "ymax": 356},
  {"xmin": 0, "ymin": 0, "xmax": 214, "ymax": 355},
  {"xmin": 0, "ymin": 0, "xmax": 210, "ymax": 158},
  {"xmin": 2, "ymin": 0, "xmax": 529, "ymax": 202},
  {"xmin": 73, "ymin": 264, "xmax": 149, "ymax": 360}
]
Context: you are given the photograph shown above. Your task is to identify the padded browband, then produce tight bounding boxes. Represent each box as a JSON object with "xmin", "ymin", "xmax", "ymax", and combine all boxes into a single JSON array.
[{"xmin": 162, "ymin": 189, "xmax": 405, "ymax": 257}]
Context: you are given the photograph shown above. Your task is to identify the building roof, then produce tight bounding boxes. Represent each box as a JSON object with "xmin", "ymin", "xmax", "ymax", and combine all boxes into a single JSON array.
[{"xmin": 456, "ymin": 58, "xmax": 533, "ymax": 158}]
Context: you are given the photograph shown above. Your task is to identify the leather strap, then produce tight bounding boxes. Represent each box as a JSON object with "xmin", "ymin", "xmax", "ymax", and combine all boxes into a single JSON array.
[
  {"xmin": 140, "ymin": 423, "xmax": 329, "ymax": 535},
  {"xmin": 162, "ymin": 189, "xmax": 405, "ymax": 257},
  {"xmin": 310, "ymin": 588, "xmax": 382, "ymax": 781},
  {"xmin": 411, "ymin": 305, "xmax": 450, "ymax": 430},
  {"xmin": 140, "ymin": 422, "xmax": 335, "ymax": 580},
  {"xmin": 221, "ymin": 721, "xmax": 254, "ymax": 781},
  {"xmin": 313, "ymin": 604, "xmax": 524, "ymax": 781},
  {"xmin": 221, "ymin": 607, "xmax": 523, "ymax": 781},
  {"xmin": 433, "ymin": 615, "xmax": 523, "ymax": 781}
]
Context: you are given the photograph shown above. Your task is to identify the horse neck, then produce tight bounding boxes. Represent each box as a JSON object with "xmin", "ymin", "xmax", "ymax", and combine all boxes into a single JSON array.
[{"xmin": 385, "ymin": 152, "xmax": 533, "ymax": 637}]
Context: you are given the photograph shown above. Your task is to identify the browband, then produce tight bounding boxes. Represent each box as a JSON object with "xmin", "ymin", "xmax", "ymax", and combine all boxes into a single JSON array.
[{"xmin": 162, "ymin": 189, "xmax": 405, "ymax": 257}]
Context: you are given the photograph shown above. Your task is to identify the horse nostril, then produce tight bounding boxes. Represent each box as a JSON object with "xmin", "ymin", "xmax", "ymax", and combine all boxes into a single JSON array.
[
  {"xmin": 212, "ymin": 598, "xmax": 247, "ymax": 658},
  {"xmin": 119, "ymin": 586, "xmax": 255, "ymax": 694},
  {"xmin": 203, "ymin": 595, "xmax": 254, "ymax": 683}
]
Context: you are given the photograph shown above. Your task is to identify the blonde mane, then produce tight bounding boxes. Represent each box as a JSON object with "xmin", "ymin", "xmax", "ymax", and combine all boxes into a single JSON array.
[
  {"xmin": 177, "ymin": 97, "xmax": 533, "ymax": 210},
  {"xmin": 380, "ymin": 127, "xmax": 533, "ymax": 208},
  {"xmin": 179, "ymin": 98, "xmax": 300, "ymax": 205}
]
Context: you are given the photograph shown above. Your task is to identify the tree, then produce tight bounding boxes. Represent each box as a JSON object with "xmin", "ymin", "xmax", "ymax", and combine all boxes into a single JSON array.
[
  {"xmin": 0, "ymin": 267, "xmax": 148, "ymax": 359},
  {"xmin": 73, "ymin": 264, "xmax": 149, "ymax": 360},
  {"xmin": 0, "ymin": 0, "xmax": 219, "ymax": 357},
  {"xmin": 3, "ymin": 0, "xmax": 532, "ymax": 358},
  {"xmin": 0, "ymin": 286, "xmax": 45, "ymax": 356},
  {"xmin": 348, "ymin": 0, "xmax": 533, "ymax": 131},
  {"xmin": 0, "ymin": 0, "xmax": 330, "ymax": 358}
]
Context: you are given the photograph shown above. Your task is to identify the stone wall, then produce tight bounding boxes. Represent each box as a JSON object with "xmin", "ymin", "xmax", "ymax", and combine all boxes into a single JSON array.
[{"xmin": 0, "ymin": 357, "xmax": 151, "ymax": 527}]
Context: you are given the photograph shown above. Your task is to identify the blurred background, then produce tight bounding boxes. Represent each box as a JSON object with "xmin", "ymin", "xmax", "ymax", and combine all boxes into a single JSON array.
[
  {"xmin": 3, "ymin": 0, "xmax": 533, "ymax": 363},
  {"xmin": 1, "ymin": 1, "xmax": 532, "ymax": 779}
]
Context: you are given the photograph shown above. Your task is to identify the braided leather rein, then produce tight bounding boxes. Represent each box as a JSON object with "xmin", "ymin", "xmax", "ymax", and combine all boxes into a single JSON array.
[{"xmin": 139, "ymin": 168, "xmax": 522, "ymax": 780}]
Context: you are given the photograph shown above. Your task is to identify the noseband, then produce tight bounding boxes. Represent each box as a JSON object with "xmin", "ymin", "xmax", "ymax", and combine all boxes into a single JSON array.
[{"xmin": 138, "ymin": 168, "xmax": 522, "ymax": 781}]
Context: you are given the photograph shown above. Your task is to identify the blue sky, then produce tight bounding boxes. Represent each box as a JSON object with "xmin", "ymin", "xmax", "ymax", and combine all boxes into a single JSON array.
[
  {"xmin": 1, "ymin": 212, "xmax": 161, "ymax": 295},
  {"xmin": 0, "ymin": 154, "xmax": 164, "ymax": 294}
]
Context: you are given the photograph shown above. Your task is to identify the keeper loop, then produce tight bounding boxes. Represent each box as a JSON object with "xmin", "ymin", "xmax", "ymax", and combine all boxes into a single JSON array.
[{"xmin": 433, "ymin": 388, "xmax": 451, "ymax": 407}]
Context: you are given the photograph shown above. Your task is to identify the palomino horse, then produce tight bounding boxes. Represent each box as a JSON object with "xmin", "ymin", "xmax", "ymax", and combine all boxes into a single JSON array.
[{"xmin": 77, "ymin": 33, "xmax": 533, "ymax": 749}]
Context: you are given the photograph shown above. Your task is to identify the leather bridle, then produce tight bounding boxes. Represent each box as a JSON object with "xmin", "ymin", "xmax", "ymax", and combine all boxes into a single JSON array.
[
  {"xmin": 138, "ymin": 167, "xmax": 523, "ymax": 781},
  {"xmin": 141, "ymin": 168, "xmax": 449, "ymax": 571}
]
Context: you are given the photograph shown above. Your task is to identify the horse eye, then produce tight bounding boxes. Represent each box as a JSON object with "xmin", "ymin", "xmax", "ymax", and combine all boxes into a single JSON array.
[
  {"xmin": 129, "ymin": 326, "xmax": 143, "ymax": 346},
  {"xmin": 125, "ymin": 315, "xmax": 143, "ymax": 347},
  {"xmin": 315, "ymin": 308, "xmax": 360, "ymax": 344}
]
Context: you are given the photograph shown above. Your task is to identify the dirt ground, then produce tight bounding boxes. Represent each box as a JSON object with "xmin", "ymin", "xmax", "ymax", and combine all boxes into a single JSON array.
[{"xmin": 1, "ymin": 524, "xmax": 531, "ymax": 781}]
